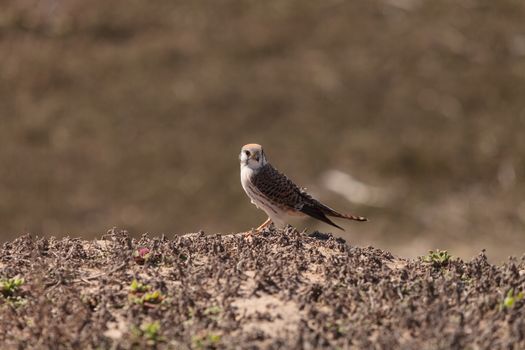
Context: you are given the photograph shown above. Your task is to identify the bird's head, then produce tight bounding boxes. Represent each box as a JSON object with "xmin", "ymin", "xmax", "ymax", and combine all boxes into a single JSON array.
[{"xmin": 240, "ymin": 143, "xmax": 267, "ymax": 170}]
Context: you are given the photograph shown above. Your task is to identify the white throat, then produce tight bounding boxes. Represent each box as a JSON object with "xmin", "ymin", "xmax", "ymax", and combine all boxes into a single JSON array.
[{"xmin": 240, "ymin": 163, "xmax": 256, "ymax": 189}]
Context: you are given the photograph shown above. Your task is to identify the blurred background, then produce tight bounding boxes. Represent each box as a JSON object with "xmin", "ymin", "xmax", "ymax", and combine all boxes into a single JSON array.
[{"xmin": 1, "ymin": 0, "xmax": 524, "ymax": 262}]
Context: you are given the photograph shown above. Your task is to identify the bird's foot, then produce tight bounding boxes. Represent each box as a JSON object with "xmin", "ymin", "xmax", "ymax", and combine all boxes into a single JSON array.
[
  {"xmin": 255, "ymin": 217, "xmax": 272, "ymax": 231},
  {"xmin": 242, "ymin": 218, "xmax": 272, "ymax": 239}
]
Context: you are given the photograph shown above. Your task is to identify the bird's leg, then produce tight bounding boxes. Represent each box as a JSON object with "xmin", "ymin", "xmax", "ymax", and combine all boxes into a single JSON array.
[
  {"xmin": 242, "ymin": 218, "xmax": 272, "ymax": 238},
  {"xmin": 256, "ymin": 217, "xmax": 272, "ymax": 232}
]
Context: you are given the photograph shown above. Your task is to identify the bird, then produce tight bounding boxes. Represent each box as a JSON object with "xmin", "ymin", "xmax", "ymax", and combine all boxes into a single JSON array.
[{"xmin": 239, "ymin": 143, "xmax": 367, "ymax": 231}]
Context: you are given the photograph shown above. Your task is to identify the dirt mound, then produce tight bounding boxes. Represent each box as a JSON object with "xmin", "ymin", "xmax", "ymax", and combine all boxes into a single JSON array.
[{"xmin": 1, "ymin": 228, "xmax": 524, "ymax": 349}]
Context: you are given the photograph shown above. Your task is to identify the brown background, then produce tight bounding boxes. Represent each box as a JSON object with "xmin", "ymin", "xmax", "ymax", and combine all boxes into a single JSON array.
[{"xmin": 1, "ymin": 0, "xmax": 525, "ymax": 261}]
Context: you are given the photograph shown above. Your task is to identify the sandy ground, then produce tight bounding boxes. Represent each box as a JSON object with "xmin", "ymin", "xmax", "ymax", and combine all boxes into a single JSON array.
[{"xmin": 1, "ymin": 228, "xmax": 524, "ymax": 349}]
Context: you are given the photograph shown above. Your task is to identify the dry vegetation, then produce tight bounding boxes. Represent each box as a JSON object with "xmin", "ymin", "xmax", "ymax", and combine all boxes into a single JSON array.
[{"xmin": 1, "ymin": 228, "xmax": 524, "ymax": 349}]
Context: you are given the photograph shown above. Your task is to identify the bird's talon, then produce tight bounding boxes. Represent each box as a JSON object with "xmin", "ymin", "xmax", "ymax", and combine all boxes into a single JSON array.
[{"xmin": 242, "ymin": 228, "xmax": 256, "ymax": 238}]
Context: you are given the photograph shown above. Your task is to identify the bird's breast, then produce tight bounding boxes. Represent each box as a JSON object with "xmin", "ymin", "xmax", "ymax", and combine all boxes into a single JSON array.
[{"xmin": 240, "ymin": 166, "xmax": 255, "ymax": 193}]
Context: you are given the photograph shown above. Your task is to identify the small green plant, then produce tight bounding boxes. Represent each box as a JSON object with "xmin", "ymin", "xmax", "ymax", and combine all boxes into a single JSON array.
[
  {"xmin": 0, "ymin": 277, "xmax": 24, "ymax": 297},
  {"xmin": 142, "ymin": 290, "xmax": 163, "ymax": 304},
  {"xmin": 192, "ymin": 332, "xmax": 221, "ymax": 349},
  {"xmin": 204, "ymin": 305, "xmax": 222, "ymax": 316},
  {"xmin": 129, "ymin": 280, "xmax": 164, "ymax": 306},
  {"xmin": 0, "ymin": 277, "xmax": 26, "ymax": 306},
  {"xmin": 423, "ymin": 249, "xmax": 451, "ymax": 265},
  {"xmin": 208, "ymin": 333, "xmax": 221, "ymax": 345},
  {"xmin": 132, "ymin": 321, "xmax": 163, "ymax": 346},
  {"xmin": 130, "ymin": 279, "xmax": 150, "ymax": 293},
  {"xmin": 501, "ymin": 288, "xmax": 524, "ymax": 310},
  {"xmin": 203, "ymin": 305, "xmax": 222, "ymax": 321},
  {"xmin": 460, "ymin": 273, "xmax": 472, "ymax": 283},
  {"xmin": 142, "ymin": 321, "xmax": 161, "ymax": 341}
]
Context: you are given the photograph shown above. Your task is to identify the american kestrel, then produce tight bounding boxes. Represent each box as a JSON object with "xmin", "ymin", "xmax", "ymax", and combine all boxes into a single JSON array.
[{"xmin": 240, "ymin": 143, "xmax": 367, "ymax": 231}]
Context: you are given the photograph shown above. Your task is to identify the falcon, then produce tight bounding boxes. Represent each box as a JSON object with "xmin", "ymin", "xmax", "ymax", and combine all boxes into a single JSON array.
[{"xmin": 240, "ymin": 143, "xmax": 367, "ymax": 231}]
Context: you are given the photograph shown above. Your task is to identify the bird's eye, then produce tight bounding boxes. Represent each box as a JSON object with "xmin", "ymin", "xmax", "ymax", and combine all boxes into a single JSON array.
[{"xmin": 245, "ymin": 150, "xmax": 250, "ymax": 156}]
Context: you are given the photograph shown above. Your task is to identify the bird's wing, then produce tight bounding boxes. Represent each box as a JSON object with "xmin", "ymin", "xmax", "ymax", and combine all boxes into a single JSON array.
[
  {"xmin": 251, "ymin": 164, "xmax": 357, "ymax": 230},
  {"xmin": 250, "ymin": 164, "xmax": 306, "ymax": 209}
]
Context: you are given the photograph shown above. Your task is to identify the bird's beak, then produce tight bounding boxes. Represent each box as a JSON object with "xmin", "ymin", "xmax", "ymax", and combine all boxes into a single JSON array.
[{"xmin": 250, "ymin": 154, "xmax": 259, "ymax": 161}]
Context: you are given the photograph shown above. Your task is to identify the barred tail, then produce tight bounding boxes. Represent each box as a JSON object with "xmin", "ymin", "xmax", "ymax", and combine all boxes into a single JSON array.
[
  {"xmin": 320, "ymin": 205, "xmax": 368, "ymax": 222},
  {"xmin": 337, "ymin": 213, "xmax": 368, "ymax": 222},
  {"xmin": 299, "ymin": 200, "xmax": 368, "ymax": 230}
]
